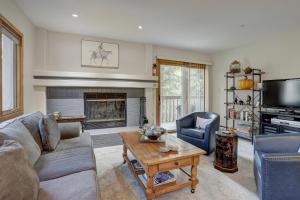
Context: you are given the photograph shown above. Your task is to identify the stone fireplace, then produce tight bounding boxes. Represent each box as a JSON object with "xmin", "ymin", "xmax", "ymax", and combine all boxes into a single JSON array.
[{"xmin": 84, "ymin": 92, "xmax": 127, "ymax": 129}]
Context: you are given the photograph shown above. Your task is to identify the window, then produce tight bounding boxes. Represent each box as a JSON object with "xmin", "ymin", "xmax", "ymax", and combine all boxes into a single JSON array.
[{"xmin": 0, "ymin": 15, "xmax": 23, "ymax": 121}]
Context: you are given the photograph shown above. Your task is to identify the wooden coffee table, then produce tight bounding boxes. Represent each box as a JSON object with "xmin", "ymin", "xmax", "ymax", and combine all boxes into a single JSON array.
[{"xmin": 119, "ymin": 132, "xmax": 206, "ymax": 200}]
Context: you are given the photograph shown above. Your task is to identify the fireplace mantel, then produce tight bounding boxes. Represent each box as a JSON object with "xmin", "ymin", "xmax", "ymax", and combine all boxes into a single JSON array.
[{"xmin": 33, "ymin": 70, "xmax": 158, "ymax": 88}]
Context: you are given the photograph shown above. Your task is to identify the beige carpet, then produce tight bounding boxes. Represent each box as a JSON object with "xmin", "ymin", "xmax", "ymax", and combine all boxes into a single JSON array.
[{"xmin": 94, "ymin": 139, "xmax": 258, "ymax": 200}]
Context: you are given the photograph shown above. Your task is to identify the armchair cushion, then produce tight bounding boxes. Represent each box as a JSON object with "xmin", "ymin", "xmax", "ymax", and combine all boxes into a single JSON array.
[{"xmin": 181, "ymin": 128, "xmax": 205, "ymax": 140}]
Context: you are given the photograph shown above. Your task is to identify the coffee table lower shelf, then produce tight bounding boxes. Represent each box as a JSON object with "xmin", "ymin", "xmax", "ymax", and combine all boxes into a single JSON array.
[{"xmin": 123, "ymin": 150, "xmax": 198, "ymax": 200}]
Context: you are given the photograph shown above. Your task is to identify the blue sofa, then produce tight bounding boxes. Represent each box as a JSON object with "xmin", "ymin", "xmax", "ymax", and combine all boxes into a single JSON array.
[
  {"xmin": 254, "ymin": 134, "xmax": 300, "ymax": 200},
  {"xmin": 176, "ymin": 112, "xmax": 220, "ymax": 154}
]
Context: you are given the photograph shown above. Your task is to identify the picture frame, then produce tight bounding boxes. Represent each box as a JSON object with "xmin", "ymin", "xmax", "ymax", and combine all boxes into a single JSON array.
[{"xmin": 81, "ymin": 40, "xmax": 119, "ymax": 68}]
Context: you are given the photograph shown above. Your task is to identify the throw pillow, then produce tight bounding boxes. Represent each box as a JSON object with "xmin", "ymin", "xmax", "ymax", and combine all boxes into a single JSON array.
[
  {"xmin": 0, "ymin": 140, "xmax": 39, "ymax": 200},
  {"xmin": 39, "ymin": 114, "xmax": 61, "ymax": 151},
  {"xmin": 195, "ymin": 117, "xmax": 213, "ymax": 129},
  {"xmin": 0, "ymin": 120, "xmax": 41, "ymax": 165}
]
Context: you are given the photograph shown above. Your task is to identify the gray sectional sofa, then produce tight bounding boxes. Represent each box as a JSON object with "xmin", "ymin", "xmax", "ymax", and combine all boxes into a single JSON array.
[{"xmin": 0, "ymin": 112, "xmax": 100, "ymax": 200}]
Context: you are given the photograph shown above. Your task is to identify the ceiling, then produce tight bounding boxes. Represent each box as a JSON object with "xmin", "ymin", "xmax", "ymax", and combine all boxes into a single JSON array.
[{"xmin": 15, "ymin": 0, "xmax": 300, "ymax": 53}]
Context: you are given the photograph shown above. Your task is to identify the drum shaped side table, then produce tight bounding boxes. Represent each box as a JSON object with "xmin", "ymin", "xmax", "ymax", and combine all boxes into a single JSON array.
[{"xmin": 214, "ymin": 131, "xmax": 238, "ymax": 173}]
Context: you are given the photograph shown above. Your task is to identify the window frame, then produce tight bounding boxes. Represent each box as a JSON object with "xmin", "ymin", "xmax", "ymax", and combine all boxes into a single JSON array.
[{"xmin": 0, "ymin": 15, "xmax": 24, "ymax": 121}]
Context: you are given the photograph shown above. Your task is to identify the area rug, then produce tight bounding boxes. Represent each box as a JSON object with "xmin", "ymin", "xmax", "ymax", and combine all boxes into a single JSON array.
[
  {"xmin": 91, "ymin": 133, "xmax": 122, "ymax": 148},
  {"xmin": 94, "ymin": 139, "xmax": 258, "ymax": 200}
]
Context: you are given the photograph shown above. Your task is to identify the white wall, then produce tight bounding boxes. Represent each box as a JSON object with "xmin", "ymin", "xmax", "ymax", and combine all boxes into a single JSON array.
[
  {"xmin": 35, "ymin": 28, "xmax": 150, "ymax": 75},
  {"xmin": 0, "ymin": 0, "xmax": 36, "ymax": 113},
  {"xmin": 34, "ymin": 28, "xmax": 212, "ymax": 74},
  {"xmin": 211, "ymin": 28, "xmax": 300, "ymax": 125},
  {"xmin": 153, "ymin": 45, "xmax": 212, "ymax": 65},
  {"xmin": 33, "ymin": 28, "xmax": 212, "ymax": 123}
]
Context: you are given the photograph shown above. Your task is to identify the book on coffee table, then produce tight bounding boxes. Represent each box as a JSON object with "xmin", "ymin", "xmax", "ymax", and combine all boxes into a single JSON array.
[
  {"xmin": 139, "ymin": 171, "xmax": 176, "ymax": 186},
  {"xmin": 130, "ymin": 159, "xmax": 145, "ymax": 174}
]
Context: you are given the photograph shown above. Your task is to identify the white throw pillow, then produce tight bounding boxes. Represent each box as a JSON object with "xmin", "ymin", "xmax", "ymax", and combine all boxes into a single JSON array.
[
  {"xmin": 0, "ymin": 120, "xmax": 41, "ymax": 165},
  {"xmin": 196, "ymin": 117, "xmax": 213, "ymax": 129}
]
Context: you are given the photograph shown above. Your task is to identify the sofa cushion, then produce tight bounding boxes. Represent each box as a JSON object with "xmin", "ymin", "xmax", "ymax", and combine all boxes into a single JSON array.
[
  {"xmin": 38, "ymin": 170, "xmax": 99, "ymax": 200},
  {"xmin": 34, "ymin": 147, "xmax": 96, "ymax": 181},
  {"xmin": 181, "ymin": 128, "xmax": 205, "ymax": 139},
  {"xmin": 0, "ymin": 140, "xmax": 39, "ymax": 200},
  {"xmin": 39, "ymin": 114, "xmax": 61, "ymax": 151},
  {"xmin": 0, "ymin": 120, "xmax": 41, "ymax": 165},
  {"xmin": 54, "ymin": 133, "xmax": 92, "ymax": 152},
  {"xmin": 19, "ymin": 112, "xmax": 44, "ymax": 150}
]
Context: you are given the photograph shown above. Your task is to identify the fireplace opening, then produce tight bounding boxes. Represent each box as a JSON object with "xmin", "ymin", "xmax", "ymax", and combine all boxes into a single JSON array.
[{"xmin": 84, "ymin": 93, "xmax": 127, "ymax": 129}]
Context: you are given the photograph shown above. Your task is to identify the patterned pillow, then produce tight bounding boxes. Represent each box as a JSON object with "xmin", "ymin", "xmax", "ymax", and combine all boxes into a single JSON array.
[
  {"xmin": 0, "ymin": 140, "xmax": 39, "ymax": 200},
  {"xmin": 39, "ymin": 114, "xmax": 61, "ymax": 151}
]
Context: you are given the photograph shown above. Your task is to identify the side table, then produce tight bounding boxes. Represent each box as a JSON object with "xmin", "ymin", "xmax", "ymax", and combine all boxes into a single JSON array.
[
  {"xmin": 56, "ymin": 115, "xmax": 86, "ymax": 132},
  {"xmin": 214, "ymin": 131, "xmax": 238, "ymax": 173}
]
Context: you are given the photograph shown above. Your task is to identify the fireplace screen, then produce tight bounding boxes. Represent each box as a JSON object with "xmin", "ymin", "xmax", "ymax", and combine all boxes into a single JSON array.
[{"xmin": 84, "ymin": 93, "xmax": 126, "ymax": 129}]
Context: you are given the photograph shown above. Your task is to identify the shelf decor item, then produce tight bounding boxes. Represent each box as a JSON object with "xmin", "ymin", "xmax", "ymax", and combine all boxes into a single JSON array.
[
  {"xmin": 229, "ymin": 60, "xmax": 241, "ymax": 73},
  {"xmin": 244, "ymin": 66, "xmax": 253, "ymax": 74},
  {"xmin": 238, "ymin": 76, "xmax": 254, "ymax": 89}
]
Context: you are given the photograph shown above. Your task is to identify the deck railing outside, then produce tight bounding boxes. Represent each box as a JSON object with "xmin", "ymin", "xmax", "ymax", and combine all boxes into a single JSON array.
[{"xmin": 160, "ymin": 95, "xmax": 203, "ymax": 123}]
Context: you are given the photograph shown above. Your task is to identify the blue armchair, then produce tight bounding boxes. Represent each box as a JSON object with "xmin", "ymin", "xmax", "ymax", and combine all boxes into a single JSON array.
[
  {"xmin": 176, "ymin": 112, "xmax": 220, "ymax": 154},
  {"xmin": 254, "ymin": 134, "xmax": 300, "ymax": 200}
]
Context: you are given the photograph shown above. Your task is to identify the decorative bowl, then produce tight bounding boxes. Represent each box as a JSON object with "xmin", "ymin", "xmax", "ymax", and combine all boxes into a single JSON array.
[{"xmin": 140, "ymin": 126, "xmax": 166, "ymax": 140}]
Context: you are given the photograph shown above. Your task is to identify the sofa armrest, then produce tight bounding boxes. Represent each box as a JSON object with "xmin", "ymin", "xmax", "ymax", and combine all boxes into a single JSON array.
[
  {"xmin": 260, "ymin": 153, "xmax": 300, "ymax": 200},
  {"xmin": 254, "ymin": 134, "xmax": 300, "ymax": 153},
  {"xmin": 58, "ymin": 122, "xmax": 81, "ymax": 139}
]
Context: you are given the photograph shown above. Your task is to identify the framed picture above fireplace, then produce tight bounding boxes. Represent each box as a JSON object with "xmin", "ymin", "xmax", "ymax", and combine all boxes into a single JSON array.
[{"xmin": 81, "ymin": 40, "xmax": 119, "ymax": 68}]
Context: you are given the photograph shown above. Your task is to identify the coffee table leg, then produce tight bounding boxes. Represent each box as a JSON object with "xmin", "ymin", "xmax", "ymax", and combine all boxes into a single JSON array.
[
  {"xmin": 190, "ymin": 156, "xmax": 199, "ymax": 193},
  {"xmin": 146, "ymin": 173, "xmax": 154, "ymax": 200},
  {"xmin": 122, "ymin": 144, "xmax": 127, "ymax": 164}
]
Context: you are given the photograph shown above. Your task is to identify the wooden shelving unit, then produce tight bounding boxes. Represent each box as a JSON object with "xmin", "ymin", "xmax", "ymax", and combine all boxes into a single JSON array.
[{"xmin": 225, "ymin": 69, "xmax": 264, "ymax": 142}]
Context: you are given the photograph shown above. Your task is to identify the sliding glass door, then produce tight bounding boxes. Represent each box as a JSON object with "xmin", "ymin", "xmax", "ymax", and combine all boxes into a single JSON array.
[{"xmin": 157, "ymin": 59, "xmax": 205, "ymax": 129}]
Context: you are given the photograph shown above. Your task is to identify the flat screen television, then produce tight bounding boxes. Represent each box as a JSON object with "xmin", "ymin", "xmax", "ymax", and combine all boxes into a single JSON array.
[{"xmin": 263, "ymin": 78, "xmax": 300, "ymax": 109}]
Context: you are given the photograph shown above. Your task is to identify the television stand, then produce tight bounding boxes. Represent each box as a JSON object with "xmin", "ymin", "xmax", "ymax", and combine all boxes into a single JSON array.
[{"xmin": 260, "ymin": 111, "xmax": 300, "ymax": 135}]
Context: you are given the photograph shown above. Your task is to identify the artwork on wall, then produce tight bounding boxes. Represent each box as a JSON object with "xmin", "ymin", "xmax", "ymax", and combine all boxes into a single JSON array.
[{"xmin": 81, "ymin": 40, "xmax": 119, "ymax": 68}]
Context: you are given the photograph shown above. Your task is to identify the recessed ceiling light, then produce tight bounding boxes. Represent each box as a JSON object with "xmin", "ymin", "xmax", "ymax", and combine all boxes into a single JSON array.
[
  {"xmin": 72, "ymin": 14, "xmax": 79, "ymax": 18},
  {"xmin": 138, "ymin": 25, "xmax": 143, "ymax": 30}
]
